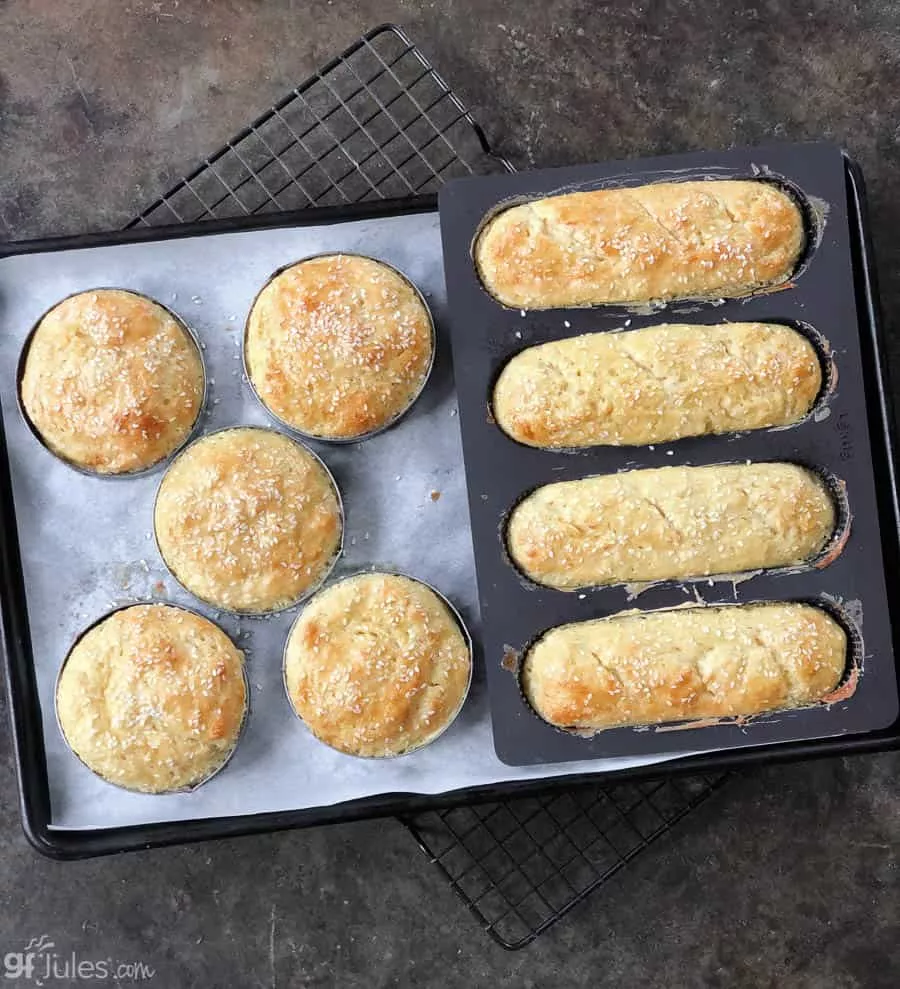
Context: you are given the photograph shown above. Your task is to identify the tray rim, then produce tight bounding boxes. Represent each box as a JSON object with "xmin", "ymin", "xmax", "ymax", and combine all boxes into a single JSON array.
[{"xmin": 2, "ymin": 164, "xmax": 898, "ymax": 860}]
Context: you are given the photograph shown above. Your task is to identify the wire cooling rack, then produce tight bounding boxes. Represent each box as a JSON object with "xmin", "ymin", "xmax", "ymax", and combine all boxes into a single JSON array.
[
  {"xmin": 127, "ymin": 23, "xmax": 511, "ymax": 226},
  {"xmin": 403, "ymin": 773, "xmax": 730, "ymax": 948},
  {"xmin": 127, "ymin": 22, "xmax": 731, "ymax": 949}
]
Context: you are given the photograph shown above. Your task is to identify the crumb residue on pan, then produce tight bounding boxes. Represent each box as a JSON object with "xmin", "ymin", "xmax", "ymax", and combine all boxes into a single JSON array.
[
  {"xmin": 501, "ymin": 645, "xmax": 519, "ymax": 673},
  {"xmin": 821, "ymin": 665, "xmax": 860, "ymax": 705},
  {"xmin": 623, "ymin": 569, "xmax": 763, "ymax": 601},
  {"xmin": 651, "ymin": 715, "xmax": 751, "ymax": 734}
]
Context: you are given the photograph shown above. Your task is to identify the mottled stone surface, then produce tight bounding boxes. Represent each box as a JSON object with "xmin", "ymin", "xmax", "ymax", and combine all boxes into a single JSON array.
[{"xmin": 1, "ymin": 1, "xmax": 899, "ymax": 985}]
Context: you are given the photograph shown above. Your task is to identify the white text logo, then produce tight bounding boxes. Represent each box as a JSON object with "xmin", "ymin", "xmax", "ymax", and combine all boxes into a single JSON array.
[{"xmin": 3, "ymin": 935, "xmax": 155, "ymax": 984}]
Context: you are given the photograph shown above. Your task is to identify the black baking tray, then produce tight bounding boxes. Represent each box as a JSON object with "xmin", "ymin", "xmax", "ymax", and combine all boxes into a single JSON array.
[
  {"xmin": 438, "ymin": 142, "xmax": 900, "ymax": 766},
  {"xmin": 2, "ymin": 160, "xmax": 899, "ymax": 861}
]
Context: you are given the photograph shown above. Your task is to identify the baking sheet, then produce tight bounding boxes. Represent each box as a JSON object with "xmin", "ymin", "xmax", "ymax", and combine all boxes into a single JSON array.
[
  {"xmin": 0, "ymin": 211, "xmax": 702, "ymax": 831},
  {"xmin": 438, "ymin": 143, "xmax": 900, "ymax": 765}
]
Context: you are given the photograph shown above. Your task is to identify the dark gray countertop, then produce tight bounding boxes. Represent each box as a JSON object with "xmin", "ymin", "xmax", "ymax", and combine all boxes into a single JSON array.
[{"xmin": 1, "ymin": 2, "xmax": 899, "ymax": 985}]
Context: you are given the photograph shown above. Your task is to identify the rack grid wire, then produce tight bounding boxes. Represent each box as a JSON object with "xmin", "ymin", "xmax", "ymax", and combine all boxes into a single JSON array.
[{"xmin": 126, "ymin": 21, "xmax": 731, "ymax": 949}]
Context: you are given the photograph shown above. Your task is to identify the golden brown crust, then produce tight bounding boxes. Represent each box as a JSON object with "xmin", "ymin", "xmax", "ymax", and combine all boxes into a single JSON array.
[
  {"xmin": 20, "ymin": 289, "xmax": 204, "ymax": 473},
  {"xmin": 154, "ymin": 428, "xmax": 342, "ymax": 613},
  {"xmin": 522, "ymin": 603, "xmax": 847, "ymax": 731},
  {"xmin": 56, "ymin": 604, "xmax": 246, "ymax": 793},
  {"xmin": 507, "ymin": 463, "xmax": 836, "ymax": 590},
  {"xmin": 475, "ymin": 180, "xmax": 805, "ymax": 308},
  {"xmin": 284, "ymin": 573, "xmax": 471, "ymax": 757},
  {"xmin": 493, "ymin": 322, "xmax": 822, "ymax": 448},
  {"xmin": 245, "ymin": 254, "xmax": 434, "ymax": 439}
]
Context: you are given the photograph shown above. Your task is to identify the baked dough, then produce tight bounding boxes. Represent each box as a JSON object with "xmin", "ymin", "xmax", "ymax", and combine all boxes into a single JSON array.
[
  {"xmin": 245, "ymin": 254, "xmax": 434, "ymax": 439},
  {"xmin": 475, "ymin": 180, "xmax": 804, "ymax": 308},
  {"xmin": 494, "ymin": 322, "xmax": 822, "ymax": 448},
  {"xmin": 19, "ymin": 289, "xmax": 204, "ymax": 473},
  {"xmin": 507, "ymin": 463, "xmax": 836, "ymax": 589},
  {"xmin": 522, "ymin": 603, "xmax": 846, "ymax": 731},
  {"xmin": 154, "ymin": 427, "xmax": 342, "ymax": 613},
  {"xmin": 284, "ymin": 572, "xmax": 472, "ymax": 757},
  {"xmin": 56, "ymin": 604, "xmax": 246, "ymax": 792}
]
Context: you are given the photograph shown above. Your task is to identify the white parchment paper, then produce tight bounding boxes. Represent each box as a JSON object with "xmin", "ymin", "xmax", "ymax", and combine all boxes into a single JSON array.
[{"xmin": 0, "ymin": 212, "xmax": 701, "ymax": 830}]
